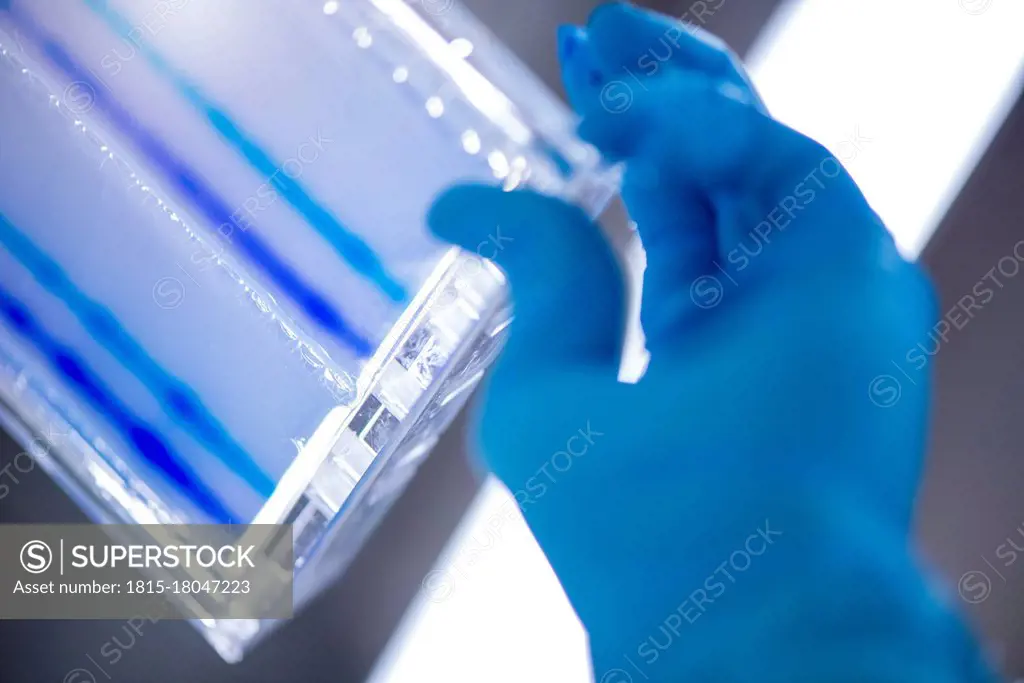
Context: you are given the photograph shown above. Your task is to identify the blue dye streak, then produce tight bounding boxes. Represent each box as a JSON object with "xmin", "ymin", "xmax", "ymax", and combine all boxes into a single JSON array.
[
  {"xmin": 0, "ymin": 212, "xmax": 275, "ymax": 497},
  {"xmin": 4, "ymin": 5, "xmax": 374, "ymax": 357},
  {"xmin": 83, "ymin": 0, "xmax": 408, "ymax": 303},
  {"xmin": 0, "ymin": 285, "xmax": 235, "ymax": 523}
]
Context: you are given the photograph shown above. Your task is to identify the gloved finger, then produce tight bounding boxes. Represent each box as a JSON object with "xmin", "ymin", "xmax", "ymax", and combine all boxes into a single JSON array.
[
  {"xmin": 427, "ymin": 184, "xmax": 626, "ymax": 372},
  {"xmin": 580, "ymin": 71, "xmax": 884, "ymax": 275},
  {"xmin": 584, "ymin": 2, "xmax": 766, "ymax": 114},
  {"xmin": 559, "ymin": 27, "xmax": 720, "ymax": 342}
]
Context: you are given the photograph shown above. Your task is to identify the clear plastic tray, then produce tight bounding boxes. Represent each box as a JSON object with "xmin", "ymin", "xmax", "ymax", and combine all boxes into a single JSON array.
[{"xmin": 0, "ymin": 0, "xmax": 615, "ymax": 660}]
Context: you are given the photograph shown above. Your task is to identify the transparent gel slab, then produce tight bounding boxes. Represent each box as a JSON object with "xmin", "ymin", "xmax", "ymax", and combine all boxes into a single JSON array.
[{"xmin": 0, "ymin": 0, "xmax": 615, "ymax": 661}]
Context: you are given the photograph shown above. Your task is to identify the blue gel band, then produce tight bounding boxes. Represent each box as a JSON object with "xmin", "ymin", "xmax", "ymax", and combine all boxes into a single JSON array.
[
  {"xmin": 0, "ymin": 212, "xmax": 276, "ymax": 497},
  {"xmin": 4, "ymin": 4, "xmax": 375, "ymax": 357},
  {"xmin": 0, "ymin": 285, "xmax": 234, "ymax": 522},
  {"xmin": 82, "ymin": 0, "xmax": 407, "ymax": 303}
]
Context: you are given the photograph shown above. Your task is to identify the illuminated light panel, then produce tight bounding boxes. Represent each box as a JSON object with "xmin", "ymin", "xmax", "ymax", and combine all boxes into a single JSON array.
[
  {"xmin": 746, "ymin": 0, "xmax": 1024, "ymax": 258},
  {"xmin": 369, "ymin": 478, "xmax": 591, "ymax": 683}
]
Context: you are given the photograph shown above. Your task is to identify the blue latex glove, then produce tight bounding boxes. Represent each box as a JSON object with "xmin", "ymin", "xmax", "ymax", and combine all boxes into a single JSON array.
[{"xmin": 428, "ymin": 4, "xmax": 998, "ymax": 681}]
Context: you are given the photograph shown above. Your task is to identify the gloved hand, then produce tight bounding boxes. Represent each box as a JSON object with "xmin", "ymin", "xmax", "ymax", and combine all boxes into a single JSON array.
[{"xmin": 428, "ymin": 3, "xmax": 996, "ymax": 681}]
